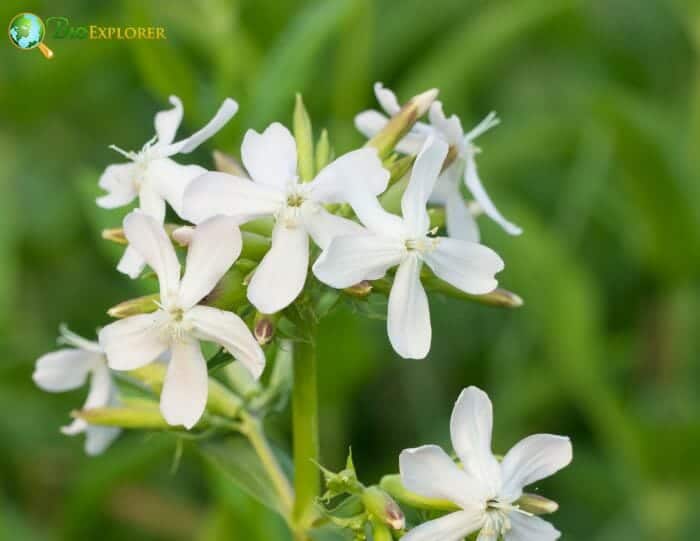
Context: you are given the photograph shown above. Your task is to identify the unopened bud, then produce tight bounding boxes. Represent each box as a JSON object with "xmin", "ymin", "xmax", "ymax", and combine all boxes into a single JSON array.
[
  {"xmin": 366, "ymin": 88, "xmax": 439, "ymax": 159},
  {"xmin": 74, "ymin": 399, "xmax": 169, "ymax": 430},
  {"xmin": 129, "ymin": 363, "xmax": 166, "ymax": 393},
  {"xmin": 516, "ymin": 493, "xmax": 559, "ymax": 515},
  {"xmin": 225, "ymin": 360, "xmax": 262, "ymax": 399},
  {"xmin": 213, "ymin": 150, "xmax": 247, "ymax": 177},
  {"xmin": 370, "ymin": 519, "xmax": 394, "ymax": 541},
  {"xmin": 102, "ymin": 228, "xmax": 128, "ymax": 245},
  {"xmin": 361, "ymin": 486, "xmax": 405, "ymax": 530},
  {"xmin": 343, "ymin": 281, "xmax": 373, "ymax": 298},
  {"xmin": 240, "ymin": 232, "xmax": 271, "ymax": 261},
  {"xmin": 380, "ymin": 474, "xmax": 458, "ymax": 512},
  {"xmin": 294, "ymin": 94, "xmax": 315, "ymax": 181},
  {"xmin": 423, "ymin": 272, "xmax": 524, "ymax": 309},
  {"xmin": 386, "ymin": 154, "xmax": 415, "ymax": 186},
  {"xmin": 107, "ymin": 294, "xmax": 160, "ymax": 318},
  {"xmin": 254, "ymin": 312, "xmax": 276, "ymax": 345},
  {"xmin": 172, "ymin": 226, "xmax": 194, "ymax": 247},
  {"xmin": 315, "ymin": 129, "xmax": 331, "ymax": 172}
]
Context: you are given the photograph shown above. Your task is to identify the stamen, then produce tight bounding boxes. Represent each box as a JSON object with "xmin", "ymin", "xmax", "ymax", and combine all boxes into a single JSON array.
[
  {"xmin": 108, "ymin": 144, "xmax": 137, "ymax": 161},
  {"xmin": 464, "ymin": 111, "xmax": 500, "ymax": 143}
]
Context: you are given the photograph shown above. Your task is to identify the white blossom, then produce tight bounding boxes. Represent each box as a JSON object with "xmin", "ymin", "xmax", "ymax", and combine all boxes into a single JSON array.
[
  {"xmin": 355, "ymin": 83, "xmax": 521, "ymax": 241},
  {"xmin": 313, "ymin": 137, "xmax": 504, "ymax": 359},
  {"xmin": 98, "ymin": 211, "xmax": 264, "ymax": 429},
  {"xmin": 98, "ymin": 95, "xmax": 238, "ymax": 278},
  {"xmin": 182, "ymin": 122, "xmax": 389, "ymax": 314},
  {"xmin": 399, "ymin": 386, "xmax": 572, "ymax": 541},
  {"xmin": 33, "ymin": 325, "xmax": 120, "ymax": 455}
]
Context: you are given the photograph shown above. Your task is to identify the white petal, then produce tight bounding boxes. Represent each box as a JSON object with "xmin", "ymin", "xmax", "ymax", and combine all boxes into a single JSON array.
[
  {"xmin": 33, "ymin": 349, "xmax": 97, "ymax": 392},
  {"xmin": 374, "ymin": 82, "xmax": 401, "ymax": 115},
  {"xmin": 500, "ymin": 435, "xmax": 573, "ymax": 502},
  {"xmin": 428, "ymin": 101, "xmax": 464, "ymax": 147},
  {"xmin": 138, "ymin": 182, "xmax": 166, "ymax": 223},
  {"xmin": 178, "ymin": 216, "xmax": 242, "ymax": 309},
  {"xmin": 99, "ymin": 312, "xmax": 169, "ymax": 371},
  {"xmin": 160, "ymin": 337, "xmax": 208, "ymax": 429},
  {"xmin": 247, "ymin": 222, "xmax": 309, "ymax": 314},
  {"xmin": 446, "ymin": 183, "xmax": 480, "ymax": 242},
  {"xmin": 402, "ymin": 137, "xmax": 448, "ymax": 236},
  {"xmin": 313, "ymin": 233, "xmax": 404, "ymax": 288},
  {"xmin": 309, "ymin": 148, "xmax": 389, "ymax": 203},
  {"xmin": 302, "ymin": 203, "xmax": 366, "ymax": 250},
  {"xmin": 394, "ymin": 130, "xmax": 432, "ymax": 155},
  {"xmin": 241, "ymin": 123, "xmax": 297, "ymax": 190},
  {"xmin": 402, "ymin": 510, "xmax": 484, "ymax": 541},
  {"xmin": 84, "ymin": 425, "xmax": 121, "ymax": 456},
  {"xmin": 399, "ymin": 444, "xmax": 486, "ymax": 509},
  {"xmin": 186, "ymin": 305, "xmax": 265, "ymax": 379},
  {"xmin": 354, "ymin": 110, "xmax": 388, "ymax": 140},
  {"xmin": 61, "ymin": 418, "xmax": 88, "ymax": 436},
  {"xmin": 182, "ymin": 172, "xmax": 283, "ymax": 225},
  {"xmin": 83, "ymin": 362, "xmax": 114, "ymax": 409},
  {"xmin": 116, "ymin": 245, "xmax": 146, "ymax": 279},
  {"xmin": 476, "ymin": 527, "xmax": 499, "ymax": 541},
  {"xmin": 145, "ymin": 158, "xmax": 206, "ymax": 217},
  {"xmin": 346, "ymin": 190, "xmax": 404, "ymax": 237},
  {"xmin": 58, "ymin": 325, "xmax": 101, "ymax": 353},
  {"xmin": 154, "ymin": 95, "xmax": 183, "ymax": 146},
  {"xmin": 96, "ymin": 163, "xmax": 138, "ymax": 209},
  {"xmin": 388, "ymin": 254, "xmax": 431, "ymax": 359},
  {"xmin": 450, "ymin": 387, "xmax": 502, "ymax": 497},
  {"xmin": 423, "ymin": 237, "xmax": 503, "ymax": 295},
  {"xmin": 159, "ymin": 98, "xmax": 238, "ymax": 156},
  {"xmin": 505, "ymin": 514, "xmax": 561, "ymax": 541},
  {"xmin": 123, "ymin": 211, "xmax": 181, "ymax": 301},
  {"xmin": 464, "ymin": 154, "xmax": 522, "ymax": 236}
]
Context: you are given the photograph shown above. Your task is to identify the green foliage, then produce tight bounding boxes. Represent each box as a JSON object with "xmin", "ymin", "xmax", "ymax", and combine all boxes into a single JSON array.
[{"xmin": 1, "ymin": 0, "xmax": 699, "ymax": 539}]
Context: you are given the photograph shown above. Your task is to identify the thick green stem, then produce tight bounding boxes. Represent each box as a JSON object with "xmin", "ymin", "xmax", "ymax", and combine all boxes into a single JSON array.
[{"xmin": 292, "ymin": 335, "xmax": 320, "ymax": 531}]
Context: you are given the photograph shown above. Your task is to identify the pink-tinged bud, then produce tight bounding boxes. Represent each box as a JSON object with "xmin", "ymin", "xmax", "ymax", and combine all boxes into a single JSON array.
[
  {"xmin": 102, "ymin": 228, "xmax": 128, "ymax": 245},
  {"xmin": 343, "ymin": 281, "xmax": 373, "ymax": 298},
  {"xmin": 171, "ymin": 226, "xmax": 194, "ymax": 247},
  {"xmin": 254, "ymin": 313, "xmax": 275, "ymax": 345},
  {"xmin": 361, "ymin": 486, "xmax": 405, "ymax": 530}
]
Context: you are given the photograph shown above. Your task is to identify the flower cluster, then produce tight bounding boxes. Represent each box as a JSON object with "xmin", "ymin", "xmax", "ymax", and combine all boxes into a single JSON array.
[{"xmin": 33, "ymin": 84, "xmax": 572, "ymax": 540}]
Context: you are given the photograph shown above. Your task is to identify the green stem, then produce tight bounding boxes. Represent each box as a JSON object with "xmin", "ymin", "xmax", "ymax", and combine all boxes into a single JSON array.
[
  {"xmin": 292, "ymin": 333, "xmax": 320, "ymax": 532},
  {"xmin": 240, "ymin": 413, "xmax": 295, "ymax": 522}
]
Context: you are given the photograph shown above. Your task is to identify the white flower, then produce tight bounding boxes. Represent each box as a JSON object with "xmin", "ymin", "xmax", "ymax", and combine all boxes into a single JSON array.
[
  {"xmin": 33, "ymin": 325, "xmax": 120, "ymax": 455},
  {"xmin": 313, "ymin": 138, "xmax": 504, "ymax": 359},
  {"xmin": 182, "ymin": 122, "xmax": 390, "ymax": 314},
  {"xmin": 399, "ymin": 386, "xmax": 573, "ymax": 541},
  {"xmin": 98, "ymin": 211, "xmax": 265, "ymax": 429},
  {"xmin": 355, "ymin": 83, "xmax": 521, "ymax": 241},
  {"xmin": 98, "ymin": 95, "xmax": 238, "ymax": 278}
]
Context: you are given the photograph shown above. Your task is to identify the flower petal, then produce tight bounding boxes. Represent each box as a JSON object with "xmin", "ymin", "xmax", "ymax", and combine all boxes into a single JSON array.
[
  {"xmin": 346, "ymin": 190, "xmax": 404, "ymax": 237},
  {"xmin": 117, "ymin": 245, "xmax": 146, "ymax": 279},
  {"xmin": 313, "ymin": 233, "xmax": 404, "ymax": 288},
  {"xmin": 96, "ymin": 163, "xmax": 138, "ymax": 209},
  {"xmin": 354, "ymin": 110, "xmax": 388, "ymax": 140},
  {"xmin": 428, "ymin": 101, "xmax": 464, "ymax": 147},
  {"xmin": 423, "ymin": 237, "xmax": 503, "ymax": 295},
  {"xmin": 138, "ymin": 182, "xmax": 166, "ymax": 223},
  {"xmin": 241, "ymin": 123, "xmax": 297, "ymax": 190},
  {"xmin": 402, "ymin": 137, "xmax": 448, "ymax": 236},
  {"xmin": 374, "ymin": 82, "xmax": 401, "ymax": 115},
  {"xmin": 99, "ymin": 312, "xmax": 170, "ymax": 371},
  {"xmin": 154, "ymin": 95, "xmax": 183, "ymax": 146},
  {"xmin": 450, "ymin": 387, "xmax": 502, "ymax": 497},
  {"xmin": 33, "ymin": 349, "xmax": 97, "ymax": 392},
  {"xmin": 159, "ymin": 98, "xmax": 238, "ymax": 156},
  {"xmin": 505, "ymin": 514, "xmax": 561, "ymax": 541},
  {"xmin": 309, "ymin": 148, "xmax": 389, "ymax": 203},
  {"xmin": 178, "ymin": 216, "xmax": 242, "ymax": 309},
  {"xmin": 388, "ymin": 254, "xmax": 431, "ymax": 359},
  {"xmin": 402, "ymin": 510, "xmax": 484, "ymax": 541},
  {"xmin": 400, "ymin": 444, "xmax": 486, "ymax": 509},
  {"xmin": 160, "ymin": 337, "xmax": 208, "ymax": 429},
  {"xmin": 186, "ymin": 305, "xmax": 265, "ymax": 379},
  {"xmin": 146, "ymin": 158, "xmax": 206, "ymax": 217},
  {"xmin": 84, "ymin": 425, "xmax": 121, "ymax": 456},
  {"xmin": 302, "ymin": 203, "xmax": 366, "ymax": 250},
  {"xmin": 83, "ymin": 362, "xmax": 114, "ymax": 409},
  {"xmin": 247, "ymin": 222, "xmax": 309, "ymax": 314},
  {"xmin": 500, "ymin": 435, "xmax": 573, "ymax": 502},
  {"xmin": 464, "ymin": 154, "xmax": 522, "ymax": 236},
  {"xmin": 182, "ymin": 172, "xmax": 283, "ymax": 225},
  {"xmin": 123, "ymin": 211, "xmax": 181, "ymax": 301},
  {"xmin": 446, "ymin": 184, "xmax": 480, "ymax": 242}
]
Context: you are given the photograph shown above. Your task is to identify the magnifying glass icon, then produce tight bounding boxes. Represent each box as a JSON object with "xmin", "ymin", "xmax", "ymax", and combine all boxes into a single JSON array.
[{"xmin": 8, "ymin": 12, "xmax": 54, "ymax": 59}]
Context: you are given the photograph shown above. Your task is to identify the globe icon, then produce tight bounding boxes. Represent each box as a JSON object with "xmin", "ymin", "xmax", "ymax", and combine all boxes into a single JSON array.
[{"xmin": 8, "ymin": 12, "xmax": 53, "ymax": 58}]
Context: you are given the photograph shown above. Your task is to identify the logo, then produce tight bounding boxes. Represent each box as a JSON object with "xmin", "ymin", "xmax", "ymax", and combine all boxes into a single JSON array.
[{"xmin": 8, "ymin": 12, "xmax": 54, "ymax": 59}]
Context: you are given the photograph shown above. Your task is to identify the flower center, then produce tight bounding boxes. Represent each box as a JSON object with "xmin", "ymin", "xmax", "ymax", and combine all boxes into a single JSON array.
[
  {"xmin": 155, "ymin": 305, "xmax": 192, "ymax": 343},
  {"xmin": 482, "ymin": 499, "xmax": 532, "ymax": 538},
  {"xmin": 286, "ymin": 193, "xmax": 305, "ymax": 207},
  {"xmin": 405, "ymin": 236, "xmax": 440, "ymax": 253}
]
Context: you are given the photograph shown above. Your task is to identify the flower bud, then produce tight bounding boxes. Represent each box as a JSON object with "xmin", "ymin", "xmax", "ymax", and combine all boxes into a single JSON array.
[
  {"xmin": 225, "ymin": 360, "xmax": 262, "ymax": 399},
  {"xmin": 361, "ymin": 486, "xmax": 405, "ymax": 531},
  {"xmin": 516, "ymin": 493, "xmax": 559, "ymax": 515},
  {"xmin": 320, "ymin": 451, "xmax": 363, "ymax": 500},
  {"xmin": 101, "ymin": 228, "xmax": 128, "ymax": 245},
  {"xmin": 343, "ymin": 281, "xmax": 373, "ymax": 298},
  {"xmin": 171, "ymin": 226, "xmax": 194, "ymax": 247},
  {"xmin": 240, "ymin": 232, "xmax": 271, "ymax": 261},
  {"xmin": 315, "ymin": 129, "xmax": 331, "ymax": 172},
  {"xmin": 386, "ymin": 154, "xmax": 415, "ymax": 186},
  {"xmin": 107, "ymin": 294, "xmax": 160, "ymax": 318},
  {"xmin": 294, "ymin": 93, "xmax": 315, "ymax": 181},
  {"xmin": 213, "ymin": 149, "xmax": 247, "ymax": 177},
  {"xmin": 422, "ymin": 271, "xmax": 524, "ymax": 309},
  {"xmin": 253, "ymin": 312, "xmax": 276, "ymax": 345},
  {"xmin": 370, "ymin": 519, "xmax": 394, "ymax": 541},
  {"xmin": 366, "ymin": 88, "xmax": 438, "ymax": 159},
  {"xmin": 380, "ymin": 474, "xmax": 458, "ymax": 512},
  {"xmin": 74, "ymin": 398, "xmax": 169, "ymax": 429}
]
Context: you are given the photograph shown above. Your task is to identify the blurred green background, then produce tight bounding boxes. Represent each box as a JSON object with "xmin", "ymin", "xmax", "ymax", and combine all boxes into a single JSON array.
[{"xmin": 2, "ymin": 0, "xmax": 699, "ymax": 539}]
